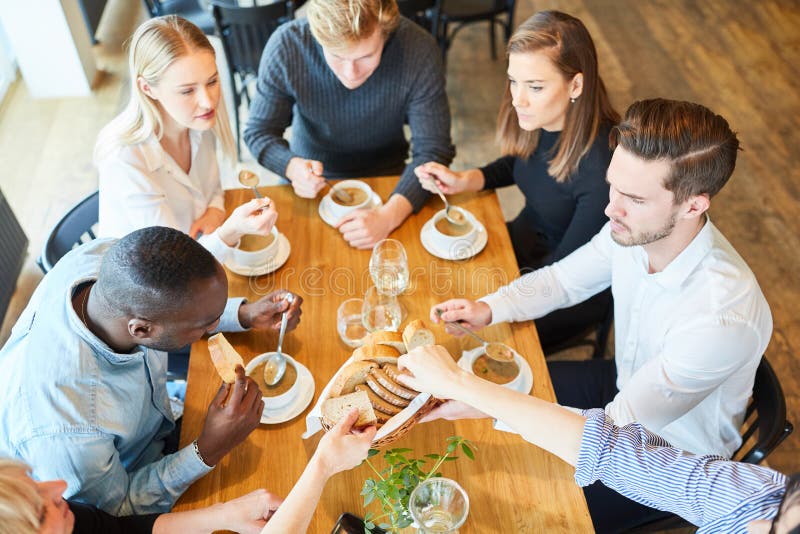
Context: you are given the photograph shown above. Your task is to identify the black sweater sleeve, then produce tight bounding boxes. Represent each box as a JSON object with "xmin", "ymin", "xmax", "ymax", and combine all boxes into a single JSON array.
[
  {"xmin": 70, "ymin": 501, "xmax": 161, "ymax": 534},
  {"xmin": 480, "ymin": 156, "xmax": 516, "ymax": 190}
]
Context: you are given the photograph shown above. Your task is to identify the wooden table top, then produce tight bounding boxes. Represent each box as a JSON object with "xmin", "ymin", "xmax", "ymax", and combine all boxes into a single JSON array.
[{"xmin": 174, "ymin": 178, "xmax": 592, "ymax": 533}]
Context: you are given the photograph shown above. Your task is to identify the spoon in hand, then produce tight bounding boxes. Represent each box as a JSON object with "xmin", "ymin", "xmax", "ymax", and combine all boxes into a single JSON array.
[
  {"xmin": 263, "ymin": 293, "xmax": 295, "ymax": 386},
  {"xmin": 435, "ymin": 308, "xmax": 515, "ymax": 362},
  {"xmin": 238, "ymin": 170, "xmax": 262, "ymax": 199},
  {"xmin": 428, "ymin": 179, "xmax": 467, "ymax": 226}
]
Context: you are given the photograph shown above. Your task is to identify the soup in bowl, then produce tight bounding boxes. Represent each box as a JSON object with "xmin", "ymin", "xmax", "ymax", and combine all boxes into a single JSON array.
[
  {"xmin": 231, "ymin": 226, "xmax": 280, "ymax": 268},
  {"xmin": 246, "ymin": 352, "xmax": 300, "ymax": 410},
  {"xmin": 326, "ymin": 180, "xmax": 373, "ymax": 219},
  {"xmin": 429, "ymin": 207, "xmax": 478, "ymax": 253}
]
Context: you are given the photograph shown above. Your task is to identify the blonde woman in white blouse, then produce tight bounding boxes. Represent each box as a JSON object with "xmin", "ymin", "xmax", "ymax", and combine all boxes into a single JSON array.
[{"xmin": 95, "ymin": 15, "xmax": 276, "ymax": 263}]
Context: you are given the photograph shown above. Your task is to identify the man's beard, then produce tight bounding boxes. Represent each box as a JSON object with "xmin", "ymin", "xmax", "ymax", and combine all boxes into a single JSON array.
[{"xmin": 610, "ymin": 212, "xmax": 677, "ymax": 247}]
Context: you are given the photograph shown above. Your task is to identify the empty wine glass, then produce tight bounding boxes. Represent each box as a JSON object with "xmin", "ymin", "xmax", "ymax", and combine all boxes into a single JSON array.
[
  {"xmin": 369, "ymin": 239, "xmax": 409, "ymax": 297},
  {"xmin": 361, "ymin": 286, "xmax": 402, "ymax": 332},
  {"xmin": 409, "ymin": 477, "xmax": 469, "ymax": 533}
]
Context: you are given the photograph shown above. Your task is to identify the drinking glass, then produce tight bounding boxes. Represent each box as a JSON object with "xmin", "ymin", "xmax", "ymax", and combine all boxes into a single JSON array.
[
  {"xmin": 337, "ymin": 298, "xmax": 368, "ymax": 348},
  {"xmin": 369, "ymin": 239, "xmax": 409, "ymax": 297},
  {"xmin": 361, "ymin": 286, "xmax": 402, "ymax": 332},
  {"xmin": 409, "ymin": 477, "xmax": 469, "ymax": 533}
]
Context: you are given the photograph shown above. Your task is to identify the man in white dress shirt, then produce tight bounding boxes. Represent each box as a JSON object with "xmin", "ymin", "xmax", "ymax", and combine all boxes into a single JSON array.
[{"xmin": 428, "ymin": 99, "xmax": 773, "ymax": 532}]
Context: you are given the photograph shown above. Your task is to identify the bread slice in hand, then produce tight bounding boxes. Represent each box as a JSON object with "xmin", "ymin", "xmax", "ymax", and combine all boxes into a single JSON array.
[
  {"xmin": 352, "ymin": 344, "xmax": 401, "ymax": 365},
  {"xmin": 207, "ymin": 333, "xmax": 244, "ymax": 383},
  {"xmin": 329, "ymin": 361, "xmax": 379, "ymax": 397},
  {"xmin": 402, "ymin": 320, "xmax": 435, "ymax": 351},
  {"xmin": 321, "ymin": 390, "xmax": 377, "ymax": 430},
  {"xmin": 362, "ymin": 330, "xmax": 407, "ymax": 354}
]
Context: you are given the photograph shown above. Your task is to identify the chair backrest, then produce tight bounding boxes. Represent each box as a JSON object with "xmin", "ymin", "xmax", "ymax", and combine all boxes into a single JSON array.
[
  {"xmin": 142, "ymin": 0, "xmax": 161, "ymax": 17},
  {"xmin": 37, "ymin": 191, "xmax": 99, "ymax": 273},
  {"xmin": 735, "ymin": 356, "xmax": 794, "ymax": 464},
  {"xmin": 211, "ymin": 1, "xmax": 294, "ymax": 79},
  {"xmin": 398, "ymin": 0, "xmax": 441, "ymax": 36}
]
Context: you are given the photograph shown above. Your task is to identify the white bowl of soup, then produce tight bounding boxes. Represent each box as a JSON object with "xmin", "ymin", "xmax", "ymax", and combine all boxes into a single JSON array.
[
  {"xmin": 429, "ymin": 207, "xmax": 478, "ymax": 254},
  {"xmin": 232, "ymin": 226, "xmax": 280, "ymax": 268},
  {"xmin": 471, "ymin": 350, "xmax": 522, "ymax": 389},
  {"xmin": 326, "ymin": 180, "xmax": 373, "ymax": 220},
  {"xmin": 245, "ymin": 352, "xmax": 300, "ymax": 410}
]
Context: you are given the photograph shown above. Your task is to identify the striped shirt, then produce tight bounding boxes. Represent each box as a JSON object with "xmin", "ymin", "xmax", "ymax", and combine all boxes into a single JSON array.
[{"xmin": 575, "ymin": 409, "xmax": 786, "ymax": 532}]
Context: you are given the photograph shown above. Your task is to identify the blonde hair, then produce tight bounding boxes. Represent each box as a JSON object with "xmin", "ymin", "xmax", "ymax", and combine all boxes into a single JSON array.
[
  {"xmin": 94, "ymin": 15, "xmax": 236, "ymax": 164},
  {"xmin": 497, "ymin": 11, "xmax": 619, "ymax": 182},
  {"xmin": 0, "ymin": 459, "xmax": 41, "ymax": 534},
  {"xmin": 307, "ymin": 0, "xmax": 400, "ymax": 49}
]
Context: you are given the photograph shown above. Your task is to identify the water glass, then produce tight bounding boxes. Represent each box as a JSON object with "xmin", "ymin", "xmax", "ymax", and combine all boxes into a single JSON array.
[
  {"xmin": 409, "ymin": 477, "xmax": 469, "ymax": 533},
  {"xmin": 336, "ymin": 298, "xmax": 368, "ymax": 348},
  {"xmin": 369, "ymin": 239, "xmax": 409, "ymax": 296},
  {"xmin": 361, "ymin": 286, "xmax": 402, "ymax": 332}
]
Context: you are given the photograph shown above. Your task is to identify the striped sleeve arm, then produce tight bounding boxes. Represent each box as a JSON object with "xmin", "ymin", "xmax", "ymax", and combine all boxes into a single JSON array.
[{"xmin": 575, "ymin": 409, "xmax": 786, "ymax": 530}]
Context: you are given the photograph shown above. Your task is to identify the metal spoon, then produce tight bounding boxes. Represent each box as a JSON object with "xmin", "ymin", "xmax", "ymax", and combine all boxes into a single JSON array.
[
  {"xmin": 324, "ymin": 181, "xmax": 353, "ymax": 204},
  {"xmin": 435, "ymin": 308, "xmax": 516, "ymax": 362},
  {"xmin": 263, "ymin": 293, "xmax": 294, "ymax": 386},
  {"xmin": 428, "ymin": 179, "xmax": 467, "ymax": 226},
  {"xmin": 238, "ymin": 170, "xmax": 262, "ymax": 199}
]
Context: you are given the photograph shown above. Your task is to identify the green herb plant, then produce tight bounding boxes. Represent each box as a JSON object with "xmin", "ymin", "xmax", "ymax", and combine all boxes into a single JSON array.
[{"xmin": 360, "ymin": 436, "xmax": 476, "ymax": 533}]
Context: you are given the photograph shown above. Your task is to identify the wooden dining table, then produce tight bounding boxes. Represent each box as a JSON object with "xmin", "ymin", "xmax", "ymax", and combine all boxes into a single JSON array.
[{"xmin": 174, "ymin": 177, "xmax": 593, "ymax": 533}]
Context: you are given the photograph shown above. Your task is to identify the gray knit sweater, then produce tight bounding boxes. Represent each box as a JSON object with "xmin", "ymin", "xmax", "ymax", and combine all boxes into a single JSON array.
[{"xmin": 243, "ymin": 18, "xmax": 455, "ymax": 212}]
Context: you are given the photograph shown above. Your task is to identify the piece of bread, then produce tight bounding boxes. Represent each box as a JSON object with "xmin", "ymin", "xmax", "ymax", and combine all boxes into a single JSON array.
[
  {"xmin": 207, "ymin": 333, "xmax": 244, "ymax": 383},
  {"xmin": 382, "ymin": 364, "xmax": 420, "ymax": 394},
  {"xmin": 321, "ymin": 391, "xmax": 377, "ymax": 430},
  {"xmin": 402, "ymin": 320, "xmax": 436, "ymax": 351},
  {"xmin": 365, "ymin": 374, "xmax": 410, "ymax": 407},
  {"xmin": 328, "ymin": 361, "xmax": 378, "ymax": 397},
  {"xmin": 371, "ymin": 367, "xmax": 418, "ymax": 400},
  {"xmin": 355, "ymin": 384, "xmax": 402, "ymax": 415},
  {"xmin": 352, "ymin": 344, "xmax": 401, "ymax": 365},
  {"xmin": 362, "ymin": 330, "xmax": 407, "ymax": 354}
]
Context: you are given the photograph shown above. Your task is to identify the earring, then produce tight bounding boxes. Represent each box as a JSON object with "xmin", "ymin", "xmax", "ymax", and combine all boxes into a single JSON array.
[{"xmin": 570, "ymin": 97, "xmax": 576, "ymax": 103}]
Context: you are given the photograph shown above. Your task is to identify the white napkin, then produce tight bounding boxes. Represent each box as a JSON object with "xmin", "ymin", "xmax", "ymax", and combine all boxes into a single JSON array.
[{"xmin": 303, "ymin": 355, "xmax": 431, "ymax": 441}]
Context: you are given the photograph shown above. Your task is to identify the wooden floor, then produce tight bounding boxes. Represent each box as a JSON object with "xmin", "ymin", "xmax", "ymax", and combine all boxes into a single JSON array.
[{"xmin": 1, "ymin": 0, "xmax": 798, "ymax": 490}]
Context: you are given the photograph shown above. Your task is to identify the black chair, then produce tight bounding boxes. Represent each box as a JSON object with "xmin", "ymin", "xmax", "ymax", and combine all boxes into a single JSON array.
[
  {"xmin": 623, "ymin": 356, "xmax": 794, "ymax": 533},
  {"xmin": 438, "ymin": 0, "xmax": 516, "ymax": 62},
  {"xmin": 211, "ymin": 0, "xmax": 295, "ymax": 159},
  {"xmin": 37, "ymin": 191, "xmax": 99, "ymax": 274},
  {"xmin": 142, "ymin": 0, "xmax": 220, "ymax": 34},
  {"xmin": 398, "ymin": 0, "xmax": 442, "ymax": 37}
]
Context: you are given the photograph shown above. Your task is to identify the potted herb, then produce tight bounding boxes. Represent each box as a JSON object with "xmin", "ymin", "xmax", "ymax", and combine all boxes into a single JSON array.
[{"xmin": 360, "ymin": 436, "xmax": 476, "ymax": 533}]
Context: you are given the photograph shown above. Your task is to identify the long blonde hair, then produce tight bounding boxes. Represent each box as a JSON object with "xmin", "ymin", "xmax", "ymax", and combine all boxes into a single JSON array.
[
  {"xmin": 0, "ymin": 459, "xmax": 40, "ymax": 534},
  {"xmin": 94, "ymin": 15, "xmax": 236, "ymax": 164},
  {"xmin": 497, "ymin": 11, "xmax": 619, "ymax": 182}
]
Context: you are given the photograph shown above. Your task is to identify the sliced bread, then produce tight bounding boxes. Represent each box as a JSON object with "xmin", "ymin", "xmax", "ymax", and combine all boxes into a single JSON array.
[
  {"xmin": 362, "ymin": 330, "xmax": 407, "ymax": 354},
  {"xmin": 352, "ymin": 344, "xmax": 401, "ymax": 365},
  {"xmin": 207, "ymin": 333, "xmax": 244, "ymax": 383},
  {"xmin": 402, "ymin": 320, "xmax": 436, "ymax": 351},
  {"xmin": 328, "ymin": 361, "xmax": 379, "ymax": 397},
  {"xmin": 321, "ymin": 390, "xmax": 377, "ymax": 430}
]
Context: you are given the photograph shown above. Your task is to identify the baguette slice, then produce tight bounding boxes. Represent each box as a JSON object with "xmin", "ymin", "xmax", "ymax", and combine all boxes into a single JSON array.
[
  {"xmin": 321, "ymin": 391, "xmax": 377, "ymax": 430},
  {"xmin": 329, "ymin": 361, "xmax": 379, "ymax": 397},
  {"xmin": 207, "ymin": 333, "xmax": 244, "ymax": 383},
  {"xmin": 362, "ymin": 330, "xmax": 407, "ymax": 354},
  {"xmin": 352, "ymin": 344, "xmax": 401, "ymax": 365},
  {"xmin": 402, "ymin": 320, "xmax": 436, "ymax": 351}
]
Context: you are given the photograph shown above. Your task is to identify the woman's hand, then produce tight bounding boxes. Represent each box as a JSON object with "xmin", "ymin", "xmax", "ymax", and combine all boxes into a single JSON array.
[
  {"xmin": 218, "ymin": 489, "xmax": 283, "ymax": 534},
  {"xmin": 217, "ymin": 198, "xmax": 278, "ymax": 246},
  {"xmin": 415, "ymin": 162, "xmax": 483, "ymax": 195},
  {"xmin": 430, "ymin": 299, "xmax": 493, "ymax": 334},
  {"xmin": 286, "ymin": 157, "xmax": 326, "ymax": 198},
  {"xmin": 396, "ymin": 345, "xmax": 468, "ymax": 400},
  {"xmin": 189, "ymin": 207, "xmax": 226, "ymax": 239},
  {"xmin": 313, "ymin": 409, "xmax": 377, "ymax": 478}
]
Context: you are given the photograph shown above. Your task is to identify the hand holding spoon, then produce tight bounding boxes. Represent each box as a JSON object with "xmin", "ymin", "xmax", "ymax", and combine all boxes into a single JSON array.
[
  {"xmin": 435, "ymin": 308, "xmax": 515, "ymax": 362},
  {"xmin": 428, "ymin": 179, "xmax": 467, "ymax": 226},
  {"xmin": 263, "ymin": 293, "xmax": 295, "ymax": 386}
]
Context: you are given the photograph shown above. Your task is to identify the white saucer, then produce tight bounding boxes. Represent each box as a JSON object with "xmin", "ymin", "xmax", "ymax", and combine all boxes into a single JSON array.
[
  {"xmin": 420, "ymin": 218, "xmax": 488, "ymax": 261},
  {"xmin": 457, "ymin": 345, "xmax": 533, "ymax": 395},
  {"xmin": 318, "ymin": 190, "xmax": 383, "ymax": 227},
  {"xmin": 245, "ymin": 353, "xmax": 316, "ymax": 424},
  {"xmin": 224, "ymin": 232, "xmax": 291, "ymax": 276}
]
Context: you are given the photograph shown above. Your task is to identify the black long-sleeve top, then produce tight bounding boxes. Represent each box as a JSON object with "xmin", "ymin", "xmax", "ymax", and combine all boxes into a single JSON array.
[
  {"xmin": 480, "ymin": 124, "xmax": 613, "ymax": 267},
  {"xmin": 70, "ymin": 501, "xmax": 160, "ymax": 534}
]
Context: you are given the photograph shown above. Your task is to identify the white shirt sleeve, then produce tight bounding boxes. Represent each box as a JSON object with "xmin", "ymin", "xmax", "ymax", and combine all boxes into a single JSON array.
[{"xmin": 480, "ymin": 224, "xmax": 615, "ymax": 325}]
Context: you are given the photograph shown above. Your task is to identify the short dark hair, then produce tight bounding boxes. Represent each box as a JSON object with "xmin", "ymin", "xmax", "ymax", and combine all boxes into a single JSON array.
[
  {"xmin": 97, "ymin": 226, "xmax": 220, "ymax": 317},
  {"xmin": 610, "ymin": 98, "xmax": 740, "ymax": 203}
]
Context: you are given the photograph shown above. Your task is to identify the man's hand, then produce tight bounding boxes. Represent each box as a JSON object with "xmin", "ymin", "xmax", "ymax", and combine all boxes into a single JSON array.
[
  {"xmin": 189, "ymin": 207, "xmax": 226, "ymax": 239},
  {"xmin": 313, "ymin": 409, "xmax": 377, "ymax": 478},
  {"xmin": 218, "ymin": 489, "xmax": 284, "ymax": 534},
  {"xmin": 196, "ymin": 366, "xmax": 263, "ymax": 466},
  {"xmin": 419, "ymin": 400, "xmax": 489, "ymax": 423},
  {"xmin": 396, "ymin": 345, "xmax": 467, "ymax": 400},
  {"xmin": 238, "ymin": 290, "xmax": 303, "ymax": 330},
  {"xmin": 335, "ymin": 207, "xmax": 394, "ymax": 249},
  {"xmin": 286, "ymin": 157, "xmax": 326, "ymax": 198},
  {"xmin": 217, "ymin": 198, "xmax": 278, "ymax": 247},
  {"xmin": 430, "ymin": 299, "xmax": 492, "ymax": 334}
]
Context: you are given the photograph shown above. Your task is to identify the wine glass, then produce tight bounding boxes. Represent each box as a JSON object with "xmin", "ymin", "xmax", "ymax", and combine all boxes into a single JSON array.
[
  {"xmin": 369, "ymin": 239, "xmax": 409, "ymax": 297},
  {"xmin": 361, "ymin": 286, "xmax": 402, "ymax": 332},
  {"xmin": 337, "ymin": 298, "xmax": 368, "ymax": 348},
  {"xmin": 409, "ymin": 477, "xmax": 470, "ymax": 533}
]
